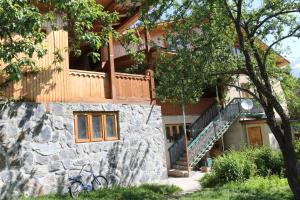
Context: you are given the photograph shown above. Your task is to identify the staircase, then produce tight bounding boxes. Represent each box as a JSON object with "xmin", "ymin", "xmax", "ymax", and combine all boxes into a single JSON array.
[{"xmin": 168, "ymin": 98, "xmax": 264, "ymax": 177}]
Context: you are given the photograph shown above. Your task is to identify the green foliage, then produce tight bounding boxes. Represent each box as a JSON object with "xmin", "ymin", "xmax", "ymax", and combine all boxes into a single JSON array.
[
  {"xmin": 24, "ymin": 184, "xmax": 181, "ymax": 200},
  {"xmin": 281, "ymin": 67, "xmax": 300, "ymax": 119},
  {"xmin": 187, "ymin": 176, "xmax": 292, "ymax": 200},
  {"xmin": 201, "ymin": 147, "xmax": 284, "ymax": 186},
  {"xmin": 252, "ymin": 147, "xmax": 284, "ymax": 177},
  {"xmin": 212, "ymin": 150, "xmax": 256, "ymax": 183}
]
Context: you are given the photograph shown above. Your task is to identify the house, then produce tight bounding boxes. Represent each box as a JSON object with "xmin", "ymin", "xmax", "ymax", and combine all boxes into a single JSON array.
[
  {"xmin": 112, "ymin": 22, "xmax": 290, "ymax": 177},
  {"xmin": 0, "ymin": 1, "xmax": 168, "ymax": 197},
  {"xmin": 0, "ymin": 2, "xmax": 291, "ymax": 196}
]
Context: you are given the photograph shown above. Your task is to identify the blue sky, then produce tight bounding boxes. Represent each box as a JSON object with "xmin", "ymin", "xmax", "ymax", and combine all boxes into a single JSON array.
[
  {"xmin": 253, "ymin": 0, "xmax": 300, "ymax": 77},
  {"xmin": 283, "ymin": 38, "xmax": 300, "ymax": 78}
]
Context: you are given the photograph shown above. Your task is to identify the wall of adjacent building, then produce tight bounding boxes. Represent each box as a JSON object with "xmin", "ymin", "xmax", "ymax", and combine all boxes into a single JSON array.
[
  {"xmin": 0, "ymin": 102, "xmax": 167, "ymax": 198},
  {"xmin": 223, "ymin": 120, "xmax": 280, "ymax": 150}
]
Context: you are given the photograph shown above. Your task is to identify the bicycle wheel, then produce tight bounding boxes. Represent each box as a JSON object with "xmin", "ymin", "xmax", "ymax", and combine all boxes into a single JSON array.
[
  {"xmin": 92, "ymin": 176, "xmax": 108, "ymax": 190},
  {"xmin": 69, "ymin": 181, "xmax": 83, "ymax": 199}
]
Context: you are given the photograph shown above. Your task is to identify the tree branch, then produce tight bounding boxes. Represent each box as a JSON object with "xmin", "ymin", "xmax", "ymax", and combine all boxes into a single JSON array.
[
  {"xmin": 251, "ymin": 9, "xmax": 300, "ymax": 36},
  {"xmin": 224, "ymin": 83, "xmax": 260, "ymax": 100},
  {"xmin": 263, "ymin": 26, "xmax": 300, "ymax": 66}
]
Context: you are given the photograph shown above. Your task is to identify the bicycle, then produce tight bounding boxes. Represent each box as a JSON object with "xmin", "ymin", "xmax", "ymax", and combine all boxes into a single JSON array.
[{"xmin": 68, "ymin": 163, "xmax": 108, "ymax": 199}]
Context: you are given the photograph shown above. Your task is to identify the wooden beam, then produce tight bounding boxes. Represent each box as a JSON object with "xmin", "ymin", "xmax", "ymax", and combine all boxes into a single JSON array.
[
  {"xmin": 116, "ymin": 9, "xmax": 140, "ymax": 33},
  {"xmin": 108, "ymin": 33, "xmax": 116, "ymax": 99},
  {"xmin": 105, "ymin": 0, "xmax": 117, "ymax": 11}
]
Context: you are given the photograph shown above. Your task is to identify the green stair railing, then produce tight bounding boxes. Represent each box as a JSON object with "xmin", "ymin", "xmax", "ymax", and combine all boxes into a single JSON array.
[{"xmin": 188, "ymin": 98, "xmax": 264, "ymax": 167}]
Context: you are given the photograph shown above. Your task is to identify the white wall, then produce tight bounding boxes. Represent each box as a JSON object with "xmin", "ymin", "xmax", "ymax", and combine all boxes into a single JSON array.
[{"xmin": 223, "ymin": 120, "xmax": 280, "ymax": 150}]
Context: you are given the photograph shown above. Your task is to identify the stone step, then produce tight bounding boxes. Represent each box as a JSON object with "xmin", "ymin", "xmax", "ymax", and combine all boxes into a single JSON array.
[
  {"xmin": 179, "ymin": 156, "xmax": 187, "ymax": 161},
  {"xmin": 168, "ymin": 169, "xmax": 189, "ymax": 177},
  {"xmin": 172, "ymin": 164, "xmax": 188, "ymax": 170}
]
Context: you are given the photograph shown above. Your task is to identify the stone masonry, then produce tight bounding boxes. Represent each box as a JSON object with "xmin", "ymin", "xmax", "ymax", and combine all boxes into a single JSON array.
[{"xmin": 0, "ymin": 102, "xmax": 167, "ymax": 198}]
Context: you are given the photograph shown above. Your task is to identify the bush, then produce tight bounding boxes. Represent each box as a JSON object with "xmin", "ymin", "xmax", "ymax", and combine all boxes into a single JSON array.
[
  {"xmin": 201, "ymin": 172, "xmax": 220, "ymax": 188},
  {"xmin": 212, "ymin": 150, "xmax": 256, "ymax": 183},
  {"xmin": 252, "ymin": 147, "xmax": 284, "ymax": 177},
  {"xmin": 201, "ymin": 147, "xmax": 285, "ymax": 186}
]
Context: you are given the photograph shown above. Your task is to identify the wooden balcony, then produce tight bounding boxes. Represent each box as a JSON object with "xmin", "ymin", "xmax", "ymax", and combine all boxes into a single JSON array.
[
  {"xmin": 0, "ymin": 29, "xmax": 155, "ymax": 104},
  {"xmin": 0, "ymin": 69, "xmax": 154, "ymax": 104}
]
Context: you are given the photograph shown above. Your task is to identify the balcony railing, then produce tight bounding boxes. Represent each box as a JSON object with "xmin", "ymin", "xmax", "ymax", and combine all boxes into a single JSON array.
[{"xmin": 68, "ymin": 69, "xmax": 153, "ymax": 103}]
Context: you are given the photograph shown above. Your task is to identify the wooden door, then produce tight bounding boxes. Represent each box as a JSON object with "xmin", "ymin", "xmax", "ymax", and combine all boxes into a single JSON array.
[{"xmin": 247, "ymin": 126, "xmax": 263, "ymax": 147}]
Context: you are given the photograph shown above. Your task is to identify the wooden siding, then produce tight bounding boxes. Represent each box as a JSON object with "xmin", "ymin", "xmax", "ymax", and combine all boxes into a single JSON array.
[
  {"xmin": 159, "ymin": 98, "xmax": 216, "ymax": 116},
  {"xmin": 0, "ymin": 30, "xmax": 69, "ymax": 103}
]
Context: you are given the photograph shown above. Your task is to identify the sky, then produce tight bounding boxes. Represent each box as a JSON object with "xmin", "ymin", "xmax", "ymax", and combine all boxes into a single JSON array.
[
  {"xmin": 284, "ymin": 38, "xmax": 300, "ymax": 78},
  {"xmin": 253, "ymin": 0, "xmax": 300, "ymax": 78}
]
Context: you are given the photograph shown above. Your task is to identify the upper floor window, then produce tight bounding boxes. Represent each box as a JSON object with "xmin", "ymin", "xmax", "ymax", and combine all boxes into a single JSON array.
[{"xmin": 74, "ymin": 112, "xmax": 119, "ymax": 143}]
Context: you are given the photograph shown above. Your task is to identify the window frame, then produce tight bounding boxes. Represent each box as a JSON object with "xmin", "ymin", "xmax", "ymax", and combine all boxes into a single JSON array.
[{"xmin": 74, "ymin": 112, "xmax": 119, "ymax": 143}]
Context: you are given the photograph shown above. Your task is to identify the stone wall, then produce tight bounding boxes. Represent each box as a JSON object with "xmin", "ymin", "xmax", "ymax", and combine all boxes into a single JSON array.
[{"xmin": 0, "ymin": 102, "xmax": 167, "ymax": 198}]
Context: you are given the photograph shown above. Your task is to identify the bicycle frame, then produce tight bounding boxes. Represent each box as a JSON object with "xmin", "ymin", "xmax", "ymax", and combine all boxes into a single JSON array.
[{"xmin": 68, "ymin": 163, "xmax": 102, "ymax": 191}]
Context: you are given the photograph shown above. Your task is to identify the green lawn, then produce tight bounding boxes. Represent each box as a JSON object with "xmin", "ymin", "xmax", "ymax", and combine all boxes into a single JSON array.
[
  {"xmin": 25, "ymin": 176, "xmax": 292, "ymax": 200},
  {"xmin": 22, "ymin": 184, "xmax": 181, "ymax": 200},
  {"xmin": 182, "ymin": 176, "xmax": 292, "ymax": 200}
]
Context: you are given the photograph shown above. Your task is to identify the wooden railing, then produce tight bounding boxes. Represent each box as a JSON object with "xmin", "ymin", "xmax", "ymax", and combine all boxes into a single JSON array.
[
  {"xmin": 0, "ymin": 68, "xmax": 153, "ymax": 103},
  {"xmin": 115, "ymin": 72, "xmax": 152, "ymax": 101},
  {"xmin": 69, "ymin": 69, "xmax": 111, "ymax": 102},
  {"xmin": 68, "ymin": 69, "xmax": 153, "ymax": 103}
]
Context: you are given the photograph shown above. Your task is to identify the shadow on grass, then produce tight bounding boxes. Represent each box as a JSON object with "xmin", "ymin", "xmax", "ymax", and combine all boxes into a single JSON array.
[{"xmin": 24, "ymin": 184, "xmax": 182, "ymax": 200}]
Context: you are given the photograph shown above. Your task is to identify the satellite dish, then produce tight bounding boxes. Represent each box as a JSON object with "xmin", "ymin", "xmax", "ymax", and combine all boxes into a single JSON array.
[{"xmin": 241, "ymin": 99, "xmax": 253, "ymax": 110}]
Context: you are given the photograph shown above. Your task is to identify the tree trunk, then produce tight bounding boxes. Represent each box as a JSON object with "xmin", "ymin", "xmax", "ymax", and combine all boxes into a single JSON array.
[
  {"xmin": 266, "ymin": 119, "xmax": 300, "ymax": 199},
  {"xmin": 280, "ymin": 128, "xmax": 300, "ymax": 200}
]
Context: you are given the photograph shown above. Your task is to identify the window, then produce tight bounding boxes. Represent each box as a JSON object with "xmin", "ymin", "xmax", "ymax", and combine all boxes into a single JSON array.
[
  {"xmin": 74, "ymin": 112, "xmax": 119, "ymax": 143},
  {"xmin": 165, "ymin": 124, "xmax": 191, "ymax": 142}
]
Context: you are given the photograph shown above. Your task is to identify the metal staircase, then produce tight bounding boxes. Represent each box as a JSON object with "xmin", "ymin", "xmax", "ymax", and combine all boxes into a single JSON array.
[{"xmin": 168, "ymin": 98, "xmax": 264, "ymax": 176}]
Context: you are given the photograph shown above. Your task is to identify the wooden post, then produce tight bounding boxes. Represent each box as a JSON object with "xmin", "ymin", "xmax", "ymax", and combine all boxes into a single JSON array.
[
  {"xmin": 108, "ymin": 32, "xmax": 116, "ymax": 100},
  {"xmin": 146, "ymin": 69, "xmax": 156, "ymax": 104}
]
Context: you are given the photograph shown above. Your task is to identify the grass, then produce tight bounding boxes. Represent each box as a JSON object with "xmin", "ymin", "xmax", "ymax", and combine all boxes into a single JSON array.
[
  {"xmin": 181, "ymin": 176, "xmax": 293, "ymax": 200},
  {"xmin": 23, "ymin": 184, "xmax": 182, "ymax": 200}
]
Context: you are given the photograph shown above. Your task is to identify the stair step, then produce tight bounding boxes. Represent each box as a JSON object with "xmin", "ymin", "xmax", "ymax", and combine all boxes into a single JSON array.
[
  {"xmin": 176, "ymin": 160, "xmax": 187, "ymax": 166},
  {"xmin": 172, "ymin": 164, "xmax": 188, "ymax": 170},
  {"xmin": 168, "ymin": 169, "xmax": 189, "ymax": 177},
  {"xmin": 179, "ymin": 156, "xmax": 187, "ymax": 161}
]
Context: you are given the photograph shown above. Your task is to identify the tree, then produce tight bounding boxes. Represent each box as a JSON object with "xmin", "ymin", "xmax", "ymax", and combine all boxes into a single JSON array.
[
  {"xmin": 147, "ymin": 0, "xmax": 300, "ymax": 198},
  {"xmin": 281, "ymin": 69, "xmax": 300, "ymax": 120}
]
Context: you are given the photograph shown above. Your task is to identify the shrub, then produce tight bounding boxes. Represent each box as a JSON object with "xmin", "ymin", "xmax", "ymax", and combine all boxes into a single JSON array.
[
  {"xmin": 200, "ymin": 172, "xmax": 220, "ymax": 188},
  {"xmin": 202, "ymin": 147, "xmax": 285, "ymax": 187},
  {"xmin": 212, "ymin": 150, "xmax": 256, "ymax": 183},
  {"xmin": 252, "ymin": 147, "xmax": 284, "ymax": 177}
]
